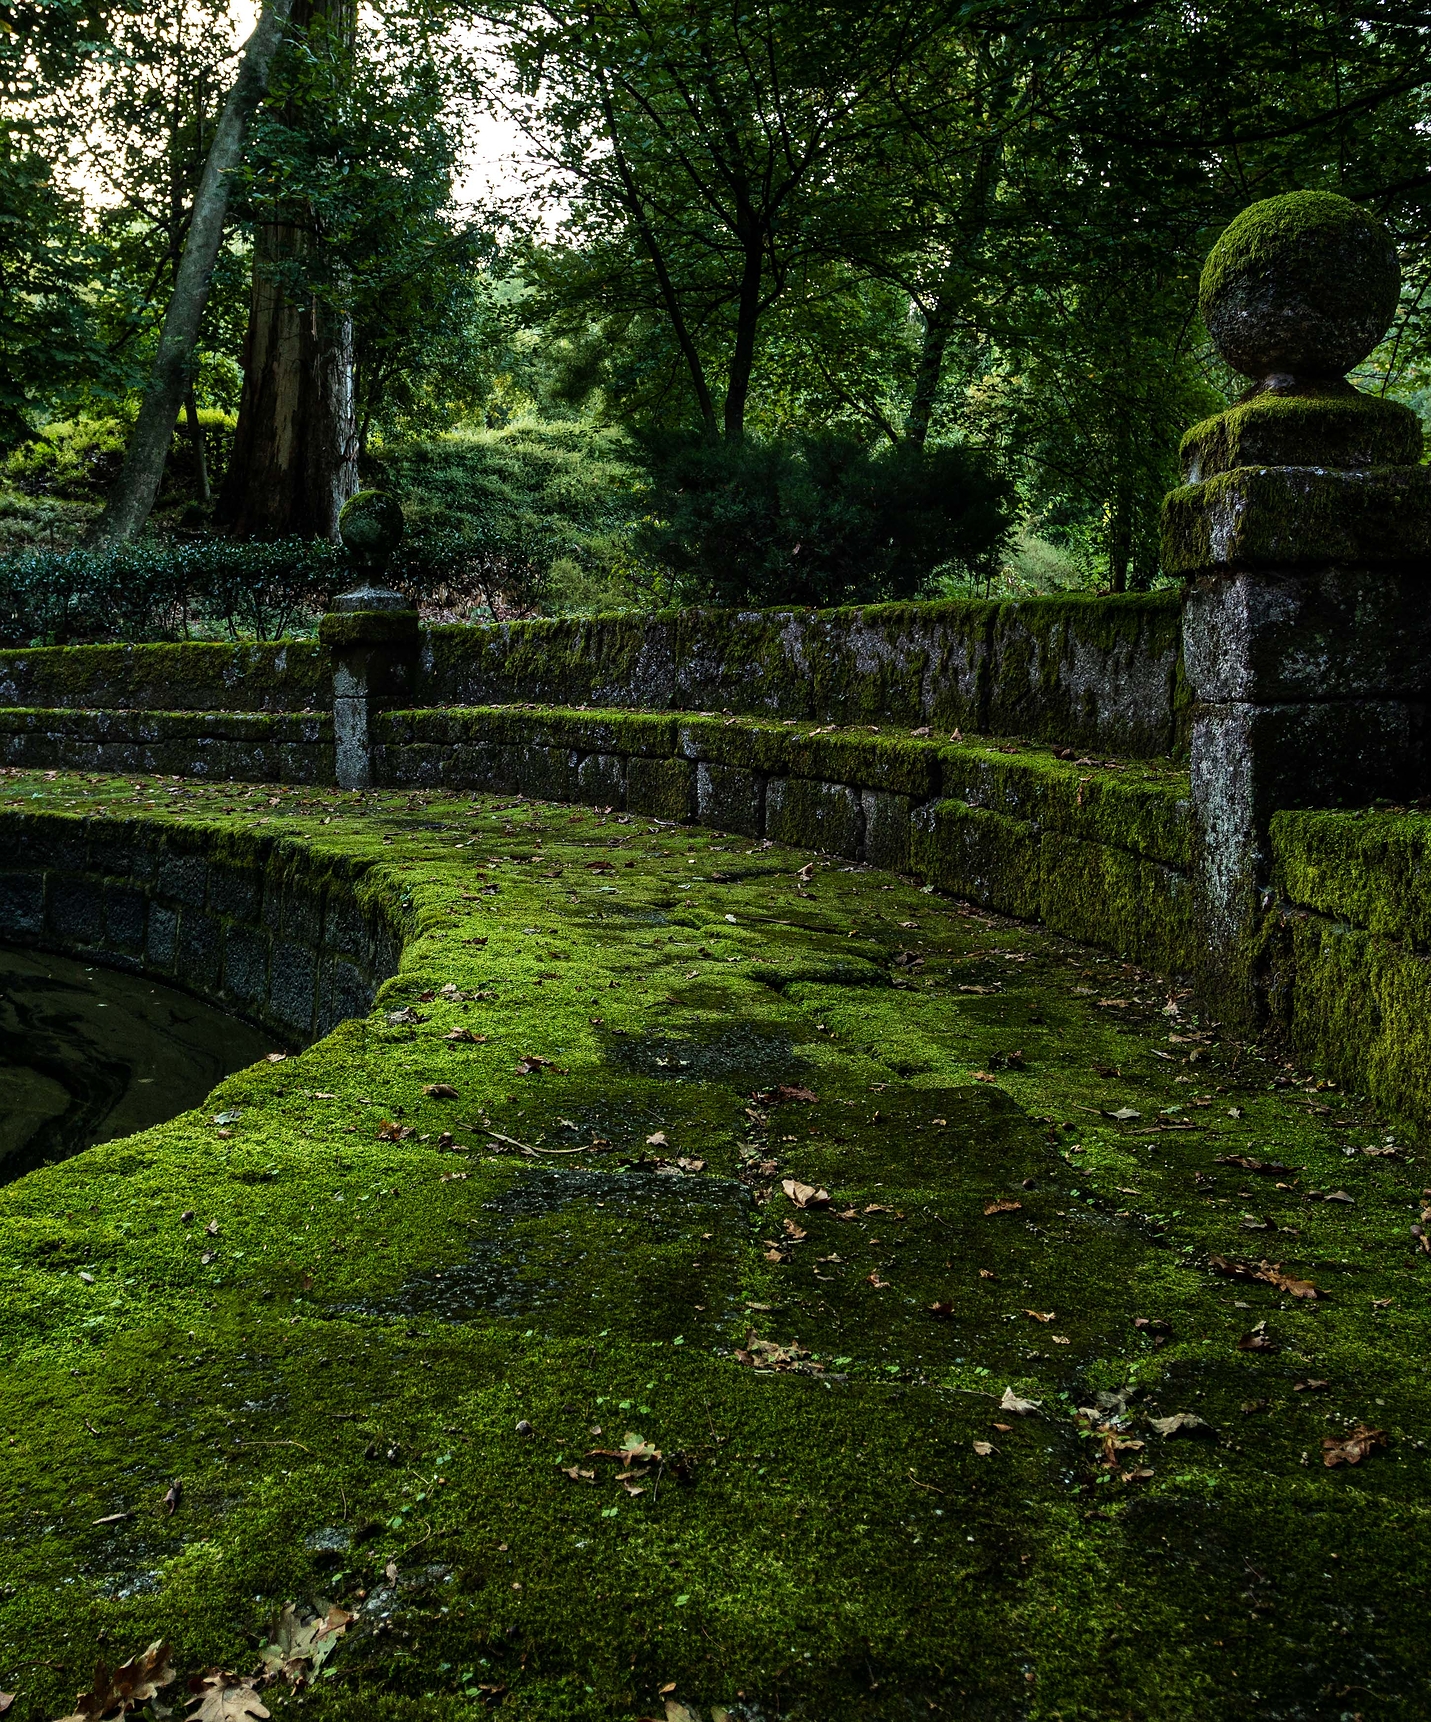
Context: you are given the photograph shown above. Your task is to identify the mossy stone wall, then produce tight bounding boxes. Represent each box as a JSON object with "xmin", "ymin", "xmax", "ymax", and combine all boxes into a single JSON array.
[
  {"xmin": 0, "ymin": 709, "xmax": 333, "ymax": 782},
  {"xmin": 0, "ymin": 814, "xmax": 403, "ymax": 1042},
  {"xmin": 423, "ymin": 593, "xmax": 1188, "ymax": 758},
  {"xmin": 0, "ymin": 641, "xmax": 329, "ymax": 713}
]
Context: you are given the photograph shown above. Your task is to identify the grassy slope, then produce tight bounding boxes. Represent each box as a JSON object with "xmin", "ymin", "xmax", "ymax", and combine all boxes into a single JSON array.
[{"xmin": 0, "ymin": 771, "xmax": 1427, "ymax": 1720}]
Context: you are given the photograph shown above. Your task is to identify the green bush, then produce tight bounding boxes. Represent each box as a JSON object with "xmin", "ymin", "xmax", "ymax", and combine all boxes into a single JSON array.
[
  {"xmin": 636, "ymin": 433, "xmax": 1016, "ymax": 607},
  {"xmin": 374, "ymin": 419, "xmax": 651, "ymax": 615},
  {"xmin": 0, "ymin": 538, "xmax": 343, "ymax": 644},
  {"xmin": 4, "ymin": 412, "xmax": 237, "ymax": 505}
]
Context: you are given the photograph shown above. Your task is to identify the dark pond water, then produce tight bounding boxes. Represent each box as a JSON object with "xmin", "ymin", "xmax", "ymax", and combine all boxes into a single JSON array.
[{"xmin": 0, "ymin": 945, "xmax": 278, "ymax": 1182}]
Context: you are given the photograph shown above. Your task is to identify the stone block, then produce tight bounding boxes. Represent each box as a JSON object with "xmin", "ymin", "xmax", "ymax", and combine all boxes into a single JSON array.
[
  {"xmin": 765, "ymin": 777, "xmax": 862, "ymax": 859},
  {"xmin": 1183, "ymin": 567, "xmax": 1431, "ymax": 704},
  {"xmin": 0, "ymin": 872, "xmax": 44, "ymax": 938},
  {"xmin": 279, "ymin": 887, "xmax": 323, "ymax": 945},
  {"xmin": 207, "ymin": 865, "xmax": 262, "ymax": 923},
  {"xmin": 515, "ymin": 744, "xmax": 580, "ymax": 803},
  {"xmin": 146, "ymin": 903, "xmax": 178, "ymax": 970},
  {"xmin": 157, "ymin": 850, "xmax": 207, "ymax": 909},
  {"xmin": 862, "ymin": 789, "xmax": 912, "ymax": 872},
  {"xmin": 1039, "ymin": 834, "xmax": 1196, "ymax": 976},
  {"xmin": 576, "ymin": 752, "xmax": 626, "ymax": 807},
  {"xmin": 48, "ymin": 876, "xmax": 105, "ymax": 945},
  {"xmin": 324, "ymin": 890, "xmax": 371, "ymax": 963},
  {"xmin": 269, "ymin": 940, "xmax": 318, "ymax": 1039},
  {"xmin": 103, "ymin": 882, "xmax": 148, "ymax": 951},
  {"xmin": 317, "ymin": 954, "xmax": 373, "ymax": 1034},
  {"xmin": 627, "ymin": 757, "xmax": 695, "ymax": 822},
  {"xmin": 910, "ymin": 799, "xmax": 1040, "ymax": 919},
  {"xmin": 695, "ymin": 761, "xmax": 763, "ymax": 837},
  {"xmin": 176, "ymin": 910, "xmax": 222, "ymax": 993},
  {"xmin": 222, "ymin": 922, "xmax": 270, "ymax": 1008}
]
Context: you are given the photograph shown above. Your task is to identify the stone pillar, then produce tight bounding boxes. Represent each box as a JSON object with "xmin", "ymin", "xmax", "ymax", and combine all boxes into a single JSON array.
[
  {"xmin": 1162, "ymin": 191, "xmax": 1431, "ymax": 1020},
  {"xmin": 319, "ymin": 491, "xmax": 420, "ymax": 792}
]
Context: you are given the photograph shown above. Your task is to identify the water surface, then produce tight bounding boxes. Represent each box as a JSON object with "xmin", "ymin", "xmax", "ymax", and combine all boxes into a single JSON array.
[{"xmin": 0, "ymin": 945, "xmax": 278, "ymax": 1182}]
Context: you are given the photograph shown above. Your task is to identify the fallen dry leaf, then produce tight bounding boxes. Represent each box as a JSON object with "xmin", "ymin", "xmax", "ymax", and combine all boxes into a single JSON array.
[
  {"xmin": 972, "ymin": 1440, "xmax": 994, "ymax": 1456},
  {"xmin": 865, "ymin": 1272, "xmax": 890, "ymax": 1289},
  {"xmin": 978, "ymin": 1268, "xmax": 997, "ymax": 1280},
  {"xmin": 777, "ymin": 1084, "xmax": 819, "ymax": 1103},
  {"xmin": 52, "ymin": 1639, "xmax": 174, "ymax": 1721},
  {"xmin": 999, "ymin": 1387, "xmax": 1042, "ymax": 1415},
  {"xmin": 782, "ymin": 1179, "xmax": 831, "ymax": 1209},
  {"xmin": 1215, "ymin": 1154, "xmax": 1295, "ymax": 1174},
  {"xmin": 1024, "ymin": 1309, "xmax": 1055, "ymax": 1323},
  {"xmin": 516, "ymin": 1055, "xmax": 554, "ymax": 1075},
  {"xmin": 1322, "ymin": 1424, "xmax": 1387, "ymax": 1467},
  {"xmin": 423, "ymin": 1083, "xmax": 459, "ymax": 1099},
  {"xmin": 1107, "ymin": 1107, "xmax": 1141, "ymax": 1122},
  {"xmin": 1294, "ymin": 1378, "xmax": 1330, "ymax": 1392},
  {"xmin": 646, "ymin": 1131, "xmax": 669, "ymax": 1147},
  {"xmin": 375, "ymin": 1120, "xmax": 413, "ymax": 1141},
  {"xmin": 927, "ymin": 1301, "xmax": 956, "ymax": 1318},
  {"xmin": 561, "ymin": 1465, "xmax": 596, "ymax": 1484},
  {"xmin": 1150, "ymin": 1413, "xmax": 1217, "ymax": 1439},
  {"xmin": 257, "ymin": 1603, "xmax": 356, "ymax": 1685},
  {"xmin": 444, "ymin": 1027, "xmax": 486, "ymax": 1044},
  {"xmin": 983, "ymin": 1199, "xmax": 1022, "ymax": 1216},
  {"xmin": 189, "ymin": 1675, "xmax": 271, "ymax": 1722},
  {"xmin": 162, "ymin": 1480, "xmax": 181, "ymax": 1516},
  {"xmin": 0, "ymin": 1696, "xmax": 13, "ymax": 1716}
]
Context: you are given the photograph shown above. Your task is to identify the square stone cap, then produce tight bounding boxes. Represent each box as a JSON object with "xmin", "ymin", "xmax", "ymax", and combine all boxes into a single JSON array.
[{"xmin": 1162, "ymin": 464, "xmax": 1431, "ymax": 575}]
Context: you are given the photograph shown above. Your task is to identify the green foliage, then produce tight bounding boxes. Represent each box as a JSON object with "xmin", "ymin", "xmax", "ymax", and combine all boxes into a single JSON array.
[
  {"xmin": 637, "ymin": 433, "xmax": 1015, "ymax": 607},
  {"xmin": 0, "ymin": 538, "xmax": 344, "ymax": 644},
  {"xmin": 375, "ymin": 420, "xmax": 652, "ymax": 616},
  {"xmin": 4, "ymin": 411, "xmax": 237, "ymax": 504}
]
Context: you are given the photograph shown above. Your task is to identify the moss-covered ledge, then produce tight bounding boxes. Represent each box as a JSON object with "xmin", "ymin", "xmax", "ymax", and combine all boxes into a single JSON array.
[{"xmin": 2, "ymin": 768, "xmax": 1430, "ymax": 1719}]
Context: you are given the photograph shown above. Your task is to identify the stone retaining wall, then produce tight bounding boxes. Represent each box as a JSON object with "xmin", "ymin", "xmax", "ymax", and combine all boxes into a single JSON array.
[
  {"xmin": 422, "ymin": 593, "xmax": 1187, "ymax": 758},
  {"xmin": 0, "ymin": 814, "xmax": 404, "ymax": 1043},
  {"xmin": 0, "ymin": 709, "xmax": 332, "ymax": 782},
  {"xmin": 0, "ymin": 591, "xmax": 1188, "ymax": 761},
  {"xmin": 378, "ymin": 705, "xmax": 1195, "ymax": 976}
]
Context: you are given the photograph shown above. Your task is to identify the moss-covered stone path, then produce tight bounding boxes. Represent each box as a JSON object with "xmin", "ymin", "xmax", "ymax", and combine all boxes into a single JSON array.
[{"xmin": 1, "ymin": 771, "xmax": 1428, "ymax": 1720}]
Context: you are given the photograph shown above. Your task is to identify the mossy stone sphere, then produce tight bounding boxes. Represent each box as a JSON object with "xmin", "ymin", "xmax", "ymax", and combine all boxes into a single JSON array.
[
  {"xmin": 338, "ymin": 489, "xmax": 405, "ymax": 559},
  {"xmin": 1199, "ymin": 191, "xmax": 1400, "ymax": 383}
]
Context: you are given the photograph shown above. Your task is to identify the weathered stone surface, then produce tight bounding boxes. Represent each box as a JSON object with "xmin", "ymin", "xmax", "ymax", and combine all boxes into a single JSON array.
[
  {"xmin": 695, "ymin": 762, "xmax": 764, "ymax": 836},
  {"xmin": 1163, "ymin": 465, "xmax": 1431, "ymax": 576},
  {"xmin": 862, "ymin": 789, "xmax": 913, "ymax": 872},
  {"xmin": 627, "ymin": 757, "xmax": 694, "ymax": 821},
  {"xmin": 1180, "ymin": 391, "xmax": 1422, "ymax": 483},
  {"xmin": 765, "ymin": 777, "xmax": 862, "ymax": 858},
  {"xmin": 1199, "ymin": 191, "xmax": 1400, "ymax": 384}
]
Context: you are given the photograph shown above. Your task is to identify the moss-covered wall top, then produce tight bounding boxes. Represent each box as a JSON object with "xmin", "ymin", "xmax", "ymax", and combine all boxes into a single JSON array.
[
  {"xmin": 0, "ymin": 640, "xmax": 330, "ymax": 714},
  {"xmin": 422, "ymin": 593, "xmax": 1188, "ymax": 759}
]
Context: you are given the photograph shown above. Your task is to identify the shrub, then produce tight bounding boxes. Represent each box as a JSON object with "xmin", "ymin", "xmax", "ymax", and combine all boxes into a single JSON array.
[
  {"xmin": 635, "ymin": 432, "xmax": 1016, "ymax": 607},
  {"xmin": 0, "ymin": 538, "xmax": 343, "ymax": 644}
]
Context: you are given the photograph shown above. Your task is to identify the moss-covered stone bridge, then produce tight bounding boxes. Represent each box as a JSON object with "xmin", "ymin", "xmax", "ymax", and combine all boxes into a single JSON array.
[{"xmin": 1, "ymin": 766, "xmax": 1428, "ymax": 1720}]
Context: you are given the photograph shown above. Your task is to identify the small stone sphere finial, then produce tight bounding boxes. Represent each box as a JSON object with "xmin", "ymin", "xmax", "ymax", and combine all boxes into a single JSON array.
[
  {"xmin": 338, "ymin": 489, "xmax": 405, "ymax": 565},
  {"xmin": 1199, "ymin": 191, "xmax": 1400, "ymax": 388}
]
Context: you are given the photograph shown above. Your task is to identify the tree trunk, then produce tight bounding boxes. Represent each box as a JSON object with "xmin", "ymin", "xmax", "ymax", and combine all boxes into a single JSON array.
[
  {"xmin": 184, "ymin": 389, "xmax": 211, "ymax": 505},
  {"xmin": 904, "ymin": 292, "xmax": 954, "ymax": 448},
  {"xmin": 215, "ymin": 0, "xmax": 358, "ymax": 541},
  {"xmin": 87, "ymin": 0, "xmax": 295, "ymax": 546}
]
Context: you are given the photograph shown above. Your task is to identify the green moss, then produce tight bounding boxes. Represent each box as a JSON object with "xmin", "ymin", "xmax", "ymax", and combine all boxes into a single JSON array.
[
  {"xmin": 338, "ymin": 489, "xmax": 405, "ymax": 561},
  {"xmin": 1162, "ymin": 463, "xmax": 1431, "ymax": 574},
  {"xmin": 1180, "ymin": 390, "xmax": 1424, "ymax": 482},
  {"xmin": 318, "ymin": 611, "xmax": 420, "ymax": 650},
  {"xmin": 1, "ymin": 769, "xmax": 1430, "ymax": 1718},
  {"xmin": 1199, "ymin": 191, "xmax": 1395, "ymax": 316}
]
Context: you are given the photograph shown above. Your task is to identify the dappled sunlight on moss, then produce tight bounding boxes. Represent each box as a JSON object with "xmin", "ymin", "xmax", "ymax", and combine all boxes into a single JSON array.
[{"xmin": 0, "ymin": 770, "xmax": 1428, "ymax": 1718}]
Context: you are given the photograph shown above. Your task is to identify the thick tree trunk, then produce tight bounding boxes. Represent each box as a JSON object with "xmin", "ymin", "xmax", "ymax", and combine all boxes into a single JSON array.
[
  {"xmin": 87, "ymin": 0, "xmax": 295, "ymax": 546},
  {"xmin": 215, "ymin": 0, "xmax": 358, "ymax": 541},
  {"xmin": 215, "ymin": 220, "xmax": 356, "ymax": 538}
]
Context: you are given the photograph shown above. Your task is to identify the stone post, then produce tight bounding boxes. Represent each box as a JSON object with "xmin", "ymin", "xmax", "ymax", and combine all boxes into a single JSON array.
[
  {"xmin": 319, "ymin": 490, "xmax": 419, "ymax": 792},
  {"xmin": 1163, "ymin": 191, "xmax": 1431, "ymax": 1020}
]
